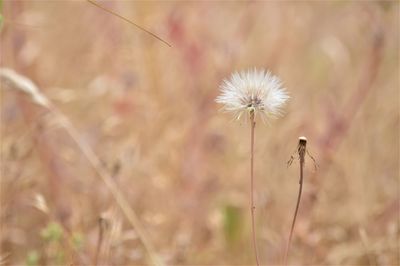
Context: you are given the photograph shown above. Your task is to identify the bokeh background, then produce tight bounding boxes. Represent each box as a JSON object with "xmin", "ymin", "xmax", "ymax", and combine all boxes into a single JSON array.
[{"xmin": 1, "ymin": 1, "xmax": 399, "ymax": 265}]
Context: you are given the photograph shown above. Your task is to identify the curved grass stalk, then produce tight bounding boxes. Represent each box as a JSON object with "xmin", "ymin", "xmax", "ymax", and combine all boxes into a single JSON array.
[{"xmin": 0, "ymin": 68, "xmax": 163, "ymax": 266}]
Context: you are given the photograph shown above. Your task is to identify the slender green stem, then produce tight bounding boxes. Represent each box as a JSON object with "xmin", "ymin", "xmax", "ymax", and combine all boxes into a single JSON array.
[{"xmin": 250, "ymin": 112, "xmax": 260, "ymax": 266}]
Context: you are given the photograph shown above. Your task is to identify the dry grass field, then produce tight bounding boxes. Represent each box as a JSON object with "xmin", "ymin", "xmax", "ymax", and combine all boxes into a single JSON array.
[{"xmin": 0, "ymin": 1, "xmax": 399, "ymax": 265}]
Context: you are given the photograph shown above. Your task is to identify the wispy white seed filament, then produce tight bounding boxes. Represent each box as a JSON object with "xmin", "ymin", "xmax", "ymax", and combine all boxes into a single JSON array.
[{"xmin": 216, "ymin": 69, "xmax": 289, "ymax": 121}]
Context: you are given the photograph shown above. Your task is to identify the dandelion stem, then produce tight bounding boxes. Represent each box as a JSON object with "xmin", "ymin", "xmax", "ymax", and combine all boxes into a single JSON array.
[
  {"xmin": 284, "ymin": 141, "xmax": 306, "ymax": 265},
  {"xmin": 250, "ymin": 111, "xmax": 260, "ymax": 266}
]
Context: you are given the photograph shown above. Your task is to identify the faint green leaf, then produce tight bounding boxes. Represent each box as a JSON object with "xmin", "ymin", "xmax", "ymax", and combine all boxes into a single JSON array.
[
  {"xmin": 55, "ymin": 250, "xmax": 65, "ymax": 265},
  {"xmin": 72, "ymin": 232, "xmax": 84, "ymax": 250},
  {"xmin": 40, "ymin": 222, "xmax": 63, "ymax": 242},
  {"xmin": 223, "ymin": 204, "xmax": 243, "ymax": 246},
  {"xmin": 26, "ymin": 250, "xmax": 39, "ymax": 266}
]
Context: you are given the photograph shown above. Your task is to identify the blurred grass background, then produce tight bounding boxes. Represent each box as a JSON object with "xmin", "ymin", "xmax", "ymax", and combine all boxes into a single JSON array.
[{"xmin": 0, "ymin": 1, "xmax": 399, "ymax": 265}]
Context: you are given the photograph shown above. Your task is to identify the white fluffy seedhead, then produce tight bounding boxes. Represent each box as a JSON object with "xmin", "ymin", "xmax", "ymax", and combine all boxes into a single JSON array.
[{"xmin": 216, "ymin": 68, "xmax": 289, "ymax": 122}]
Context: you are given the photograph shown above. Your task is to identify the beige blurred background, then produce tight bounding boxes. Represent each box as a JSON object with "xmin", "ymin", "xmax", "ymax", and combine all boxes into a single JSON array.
[{"xmin": 0, "ymin": 1, "xmax": 399, "ymax": 265}]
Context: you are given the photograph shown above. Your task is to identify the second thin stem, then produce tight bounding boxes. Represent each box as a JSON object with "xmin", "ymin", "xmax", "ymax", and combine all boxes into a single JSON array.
[
  {"xmin": 284, "ymin": 147, "xmax": 305, "ymax": 265},
  {"xmin": 250, "ymin": 112, "xmax": 260, "ymax": 266}
]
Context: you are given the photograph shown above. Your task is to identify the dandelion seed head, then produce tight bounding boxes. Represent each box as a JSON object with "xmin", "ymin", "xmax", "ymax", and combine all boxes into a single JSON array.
[{"xmin": 216, "ymin": 68, "xmax": 289, "ymax": 121}]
